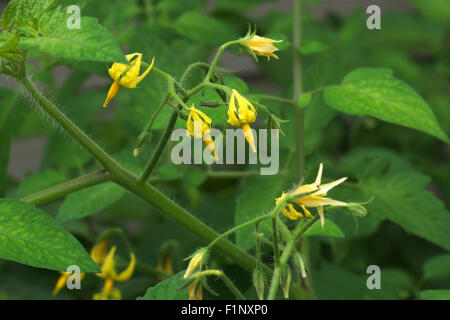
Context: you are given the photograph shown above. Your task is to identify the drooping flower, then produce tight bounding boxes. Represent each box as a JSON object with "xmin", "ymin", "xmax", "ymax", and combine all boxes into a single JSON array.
[
  {"xmin": 189, "ymin": 281, "xmax": 203, "ymax": 300},
  {"xmin": 244, "ymin": 35, "xmax": 283, "ymax": 60},
  {"xmin": 103, "ymin": 53, "xmax": 155, "ymax": 107},
  {"xmin": 92, "ymin": 243, "xmax": 136, "ymax": 300},
  {"xmin": 156, "ymin": 254, "xmax": 174, "ymax": 279},
  {"xmin": 186, "ymin": 105, "xmax": 218, "ymax": 160},
  {"xmin": 227, "ymin": 89, "xmax": 257, "ymax": 152},
  {"xmin": 52, "ymin": 271, "xmax": 85, "ymax": 296},
  {"xmin": 275, "ymin": 163, "xmax": 348, "ymax": 227}
]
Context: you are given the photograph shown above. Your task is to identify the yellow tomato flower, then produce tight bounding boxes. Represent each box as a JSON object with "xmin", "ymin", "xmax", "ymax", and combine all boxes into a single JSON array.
[
  {"xmin": 227, "ymin": 89, "xmax": 257, "ymax": 152},
  {"xmin": 186, "ymin": 105, "xmax": 218, "ymax": 160},
  {"xmin": 103, "ymin": 53, "xmax": 155, "ymax": 107},
  {"xmin": 92, "ymin": 245, "xmax": 136, "ymax": 300},
  {"xmin": 183, "ymin": 249, "xmax": 207, "ymax": 279},
  {"xmin": 276, "ymin": 163, "xmax": 348, "ymax": 227},
  {"xmin": 90, "ymin": 239, "xmax": 108, "ymax": 265},
  {"xmin": 156, "ymin": 254, "xmax": 174, "ymax": 279},
  {"xmin": 245, "ymin": 35, "xmax": 283, "ymax": 60},
  {"xmin": 189, "ymin": 281, "xmax": 203, "ymax": 300},
  {"xmin": 52, "ymin": 271, "xmax": 85, "ymax": 296}
]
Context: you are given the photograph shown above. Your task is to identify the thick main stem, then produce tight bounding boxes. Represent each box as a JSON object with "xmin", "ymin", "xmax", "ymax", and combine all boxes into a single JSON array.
[{"xmin": 18, "ymin": 74, "xmax": 308, "ymax": 299}]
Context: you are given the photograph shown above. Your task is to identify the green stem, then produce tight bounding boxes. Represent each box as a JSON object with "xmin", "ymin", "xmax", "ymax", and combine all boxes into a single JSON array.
[
  {"xmin": 271, "ymin": 217, "xmax": 281, "ymax": 268},
  {"xmin": 180, "ymin": 62, "xmax": 210, "ymax": 85},
  {"xmin": 207, "ymin": 212, "xmax": 273, "ymax": 250},
  {"xmin": 138, "ymin": 110, "xmax": 178, "ymax": 183},
  {"xmin": 195, "ymin": 270, "xmax": 246, "ymax": 300},
  {"xmin": 267, "ymin": 216, "xmax": 318, "ymax": 300},
  {"xmin": 20, "ymin": 76, "xmax": 125, "ymax": 174},
  {"xmin": 248, "ymin": 94, "xmax": 295, "ymax": 105},
  {"xmin": 21, "ymin": 169, "xmax": 110, "ymax": 206},
  {"xmin": 204, "ymin": 40, "xmax": 240, "ymax": 82},
  {"xmin": 254, "ymin": 223, "xmax": 262, "ymax": 271},
  {"xmin": 143, "ymin": 93, "xmax": 170, "ymax": 134}
]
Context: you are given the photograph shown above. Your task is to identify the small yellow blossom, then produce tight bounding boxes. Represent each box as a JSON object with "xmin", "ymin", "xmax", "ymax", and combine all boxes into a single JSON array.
[
  {"xmin": 186, "ymin": 105, "xmax": 218, "ymax": 160},
  {"xmin": 245, "ymin": 35, "xmax": 283, "ymax": 60},
  {"xmin": 189, "ymin": 281, "xmax": 203, "ymax": 300},
  {"xmin": 52, "ymin": 271, "xmax": 85, "ymax": 296},
  {"xmin": 276, "ymin": 163, "xmax": 348, "ymax": 227},
  {"xmin": 92, "ymin": 244, "xmax": 136, "ymax": 300},
  {"xmin": 103, "ymin": 53, "xmax": 155, "ymax": 107},
  {"xmin": 183, "ymin": 249, "xmax": 206, "ymax": 279},
  {"xmin": 227, "ymin": 89, "xmax": 257, "ymax": 152}
]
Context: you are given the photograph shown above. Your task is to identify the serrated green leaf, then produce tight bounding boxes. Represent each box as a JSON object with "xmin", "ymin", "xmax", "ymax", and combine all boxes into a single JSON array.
[
  {"xmin": 1, "ymin": 0, "xmax": 57, "ymax": 32},
  {"xmin": 57, "ymin": 182, "xmax": 126, "ymax": 223},
  {"xmin": 340, "ymin": 148, "xmax": 450, "ymax": 251},
  {"xmin": 420, "ymin": 290, "xmax": 450, "ymax": 300},
  {"xmin": 423, "ymin": 254, "xmax": 450, "ymax": 281},
  {"xmin": 0, "ymin": 199, "xmax": 99, "ymax": 272},
  {"xmin": 138, "ymin": 271, "xmax": 190, "ymax": 300},
  {"xmin": 19, "ymin": 6, "xmax": 126, "ymax": 63},
  {"xmin": 324, "ymin": 68, "xmax": 449, "ymax": 143},
  {"xmin": 16, "ymin": 169, "xmax": 67, "ymax": 199},
  {"xmin": 304, "ymin": 218, "xmax": 345, "ymax": 238}
]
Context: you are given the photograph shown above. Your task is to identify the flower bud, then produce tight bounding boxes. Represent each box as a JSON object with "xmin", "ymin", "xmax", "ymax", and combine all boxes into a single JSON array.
[
  {"xmin": 280, "ymin": 267, "xmax": 292, "ymax": 299},
  {"xmin": 253, "ymin": 269, "xmax": 265, "ymax": 300},
  {"xmin": 346, "ymin": 202, "xmax": 368, "ymax": 217},
  {"xmin": 183, "ymin": 248, "xmax": 207, "ymax": 279}
]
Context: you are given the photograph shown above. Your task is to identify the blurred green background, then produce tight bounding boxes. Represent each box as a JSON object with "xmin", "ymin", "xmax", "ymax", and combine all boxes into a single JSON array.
[{"xmin": 0, "ymin": 0, "xmax": 449, "ymax": 300}]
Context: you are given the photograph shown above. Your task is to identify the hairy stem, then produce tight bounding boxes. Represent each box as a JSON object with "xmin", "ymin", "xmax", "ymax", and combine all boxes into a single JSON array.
[
  {"xmin": 139, "ymin": 110, "xmax": 178, "ymax": 183},
  {"xmin": 18, "ymin": 74, "xmax": 308, "ymax": 299},
  {"xmin": 21, "ymin": 170, "xmax": 111, "ymax": 206},
  {"xmin": 195, "ymin": 270, "xmax": 246, "ymax": 300},
  {"xmin": 267, "ymin": 216, "xmax": 318, "ymax": 300}
]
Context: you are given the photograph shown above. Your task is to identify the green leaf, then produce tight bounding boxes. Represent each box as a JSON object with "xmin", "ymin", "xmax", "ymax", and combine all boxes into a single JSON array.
[
  {"xmin": 340, "ymin": 148, "xmax": 450, "ymax": 251},
  {"xmin": 297, "ymin": 92, "xmax": 312, "ymax": 108},
  {"xmin": 420, "ymin": 290, "xmax": 450, "ymax": 300},
  {"xmin": 174, "ymin": 11, "xmax": 237, "ymax": 46},
  {"xmin": 57, "ymin": 182, "xmax": 126, "ymax": 223},
  {"xmin": 19, "ymin": 6, "xmax": 126, "ymax": 63},
  {"xmin": 138, "ymin": 271, "xmax": 190, "ymax": 300},
  {"xmin": 16, "ymin": 169, "xmax": 67, "ymax": 198},
  {"xmin": 423, "ymin": 254, "xmax": 450, "ymax": 281},
  {"xmin": 299, "ymin": 40, "xmax": 329, "ymax": 55},
  {"xmin": 1, "ymin": 0, "xmax": 57, "ymax": 32},
  {"xmin": 0, "ymin": 199, "xmax": 99, "ymax": 272},
  {"xmin": 304, "ymin": 218, "xmax": 345, "ymax": 238},
  {"xmin": 324, "ymin": 68, "xmax": 449, "ymax": 143},
  {"xmin": 224, "ymin": 77, "xmax": 249, "ymax": 94},
  {"xmin": 235, "ymin": 175, "xmax": 285, "ymax": 250}
]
